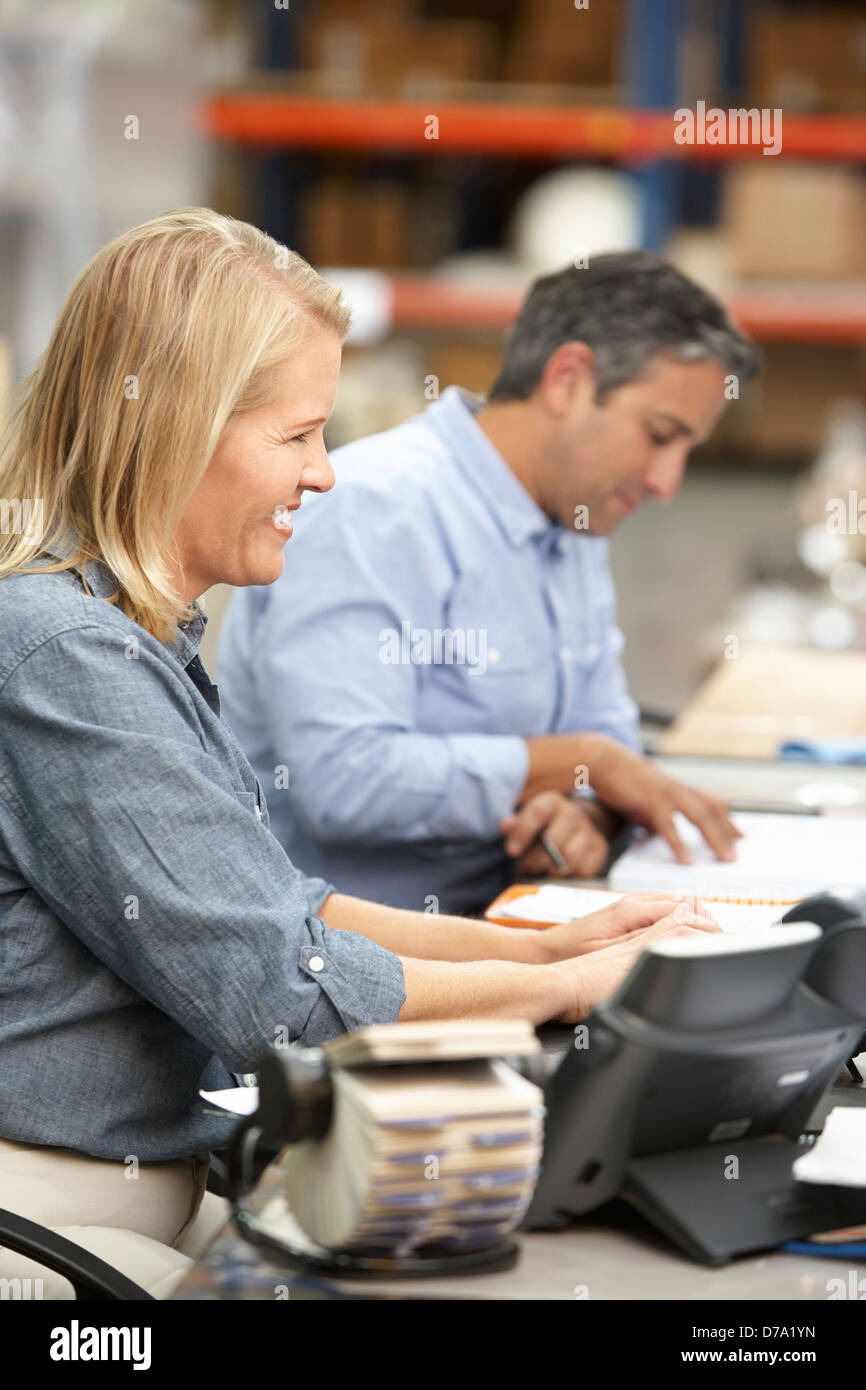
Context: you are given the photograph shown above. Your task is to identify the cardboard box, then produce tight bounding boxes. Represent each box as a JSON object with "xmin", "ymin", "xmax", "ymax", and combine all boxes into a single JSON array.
[
  {"xmin": 303, "ymin": 18, "xmax": 496, "ymax": 92},
  {"xmin": 750, "ymin": 8, "xmax": 866, "ymax": 112},
  {"xmin": 723, "ymin": 163, "xmax": 866, "ymax": 281},
  {"xmin": 426, "ymin": 339, "xmax": 506, "ymax": 398},
  {"xmin": 503, "ymin": 0, "xmax": 623, "ymax": 85},
  {"xmin": 302, "ymin": 177, "xmax": 412, "ymax": 268},
  {"xmin": 303, "ymin": 0, "xmax": 418, "ymax": 18},
  {"xmin": 364, "ymin": 182, "xmax": 413, "ymax": 268},
  {"xmin": 735, "ymin": 344, "xmax": 866, "ymax": 459},
  {"xmin": 301, "ymin": 177, "xmax": 355, "ymax": 266}
]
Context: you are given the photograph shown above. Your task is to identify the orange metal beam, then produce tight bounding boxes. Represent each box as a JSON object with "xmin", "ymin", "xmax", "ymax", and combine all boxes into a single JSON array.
[
  {"xmin": 200, "ymin": 94, "xmax": 866, "ymax": 161},
  {"xmin": 386, "ymin": 277, "xmax": 866, "ymax": 343}
]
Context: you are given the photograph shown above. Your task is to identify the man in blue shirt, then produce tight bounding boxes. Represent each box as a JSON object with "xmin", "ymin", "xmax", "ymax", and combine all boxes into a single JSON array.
[{"xmin": 218, "ymin": 253, "xmax": 759, "ymax": 912}]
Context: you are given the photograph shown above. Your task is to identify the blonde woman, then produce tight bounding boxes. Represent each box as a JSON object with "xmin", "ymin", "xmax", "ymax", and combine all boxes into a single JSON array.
[{"xmin": 0, "ymin": 208, "xmax": 716, "ymax": 1295}]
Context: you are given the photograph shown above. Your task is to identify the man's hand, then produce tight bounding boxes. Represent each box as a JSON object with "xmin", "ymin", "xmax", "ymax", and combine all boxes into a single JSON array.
[
  {"xmin": 500, "ymin": 791, "xmax": 610, "ymax": 878},
  {"xmin": 550, "ymin": 908, "xmax": 723, "ymax": 1020},
  {"xmin": 542, "ymin": 891, "xmax": 718, "ymax": 960},
  {"xmin": 579, "ymin": 734, "xmax": 741, "ymax": 865}
]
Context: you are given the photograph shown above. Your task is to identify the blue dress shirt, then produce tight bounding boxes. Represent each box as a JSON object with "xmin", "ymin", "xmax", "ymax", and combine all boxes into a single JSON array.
[
  {"xmin": 218, "ymin": 386, "xmax": 640, "ymax": 914},
  {"xmin": 0, "ymin": 538, "xmax": 406, "ymax": 1161}
]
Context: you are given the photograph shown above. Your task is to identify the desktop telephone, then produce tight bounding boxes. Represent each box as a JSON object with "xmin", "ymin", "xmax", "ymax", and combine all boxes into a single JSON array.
[{"xmin": 524, "ymin": 896, "xmax": 866, "ymax": 1264}]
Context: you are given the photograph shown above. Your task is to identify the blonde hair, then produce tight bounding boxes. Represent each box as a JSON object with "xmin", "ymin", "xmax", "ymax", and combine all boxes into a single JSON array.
[{"xmin": 0, "ymin": 207, "xmax": 352, "ymax": 641}]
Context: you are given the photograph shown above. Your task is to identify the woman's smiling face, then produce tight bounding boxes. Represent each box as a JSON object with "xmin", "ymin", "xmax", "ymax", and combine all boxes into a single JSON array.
[{"xmin": 170, "ymin": 323, "xmax": 342, "ymax": 600}]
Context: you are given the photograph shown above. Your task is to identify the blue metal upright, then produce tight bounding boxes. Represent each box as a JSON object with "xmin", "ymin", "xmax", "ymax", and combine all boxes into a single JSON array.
[
  {"xmin": 255, "ymin": 0, "xmax": 310, "ymax": 250},
  {"xmin": 622, "ymin": 0, "xmax": 684, "ymax": 251}
]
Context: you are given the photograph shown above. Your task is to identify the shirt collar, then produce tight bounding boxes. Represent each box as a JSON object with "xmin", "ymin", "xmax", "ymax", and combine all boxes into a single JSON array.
[
  {"xmin": 426, "ymin": 386, "xmax": 559, "ymax": 548},
  {"xmin": 36, "ymin": 524, "xmax": 207, "ymax": 658}
]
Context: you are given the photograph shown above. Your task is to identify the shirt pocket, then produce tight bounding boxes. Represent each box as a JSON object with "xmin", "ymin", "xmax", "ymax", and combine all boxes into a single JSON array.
[
  {"xmin": 440, "ymin": 608, "xmax": 536, "ymax": 680},
  {"xmin": 236, "ymin": 783, "xmax": 269, "ymax": 828},
  {"xmin": 480, "ymin": 637, "xmax": 536, "ymax": 679},
  {"xmin": 442, "ymin": 575, "xmax": 537, "ymax": 681}
]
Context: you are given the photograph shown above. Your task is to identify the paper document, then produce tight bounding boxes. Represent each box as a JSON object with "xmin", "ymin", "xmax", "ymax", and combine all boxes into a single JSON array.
[
  {"xmin": 199, "ymin": 1086, "xmax": 259, "ymax": 1116},
  {"xmin": 793, "ymin": 1108, "xmax": 866, "ymax": 1189},
  {"xmin": 609, "ymin": 811, "xmax": 866, "ymax": 901}
]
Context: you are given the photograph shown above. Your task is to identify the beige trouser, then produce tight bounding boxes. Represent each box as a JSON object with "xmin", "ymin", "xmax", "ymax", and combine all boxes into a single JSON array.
[{"xmin": 0, "ymin": 1137, "xmax": 230, "ymax": 1299}]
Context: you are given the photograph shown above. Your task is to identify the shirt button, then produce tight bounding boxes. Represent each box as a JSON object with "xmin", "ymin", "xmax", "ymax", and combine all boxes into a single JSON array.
[
  {"xmin": 488, "ymin": 648, "xmax": 501, "ymax": 664},
  {"xmin": 560, "ymin": 646, "xmax": 573, "ymax": 661},
  {"xmin": 585, "ymin": 642, "xmax": 600, "ymax": 661},
  {"xmin": 308, "ymin": 955, "xmax": 325, "ymax": 973},
  {"xmin": 241, "ymin": 1073, "xmax": 257, "ymax": 1086}
]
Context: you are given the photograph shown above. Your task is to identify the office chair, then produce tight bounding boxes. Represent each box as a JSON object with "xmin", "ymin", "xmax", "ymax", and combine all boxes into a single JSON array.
[{"xmin": 0, "ymin": 1207, "xmax": 153, "ymax": 1300}]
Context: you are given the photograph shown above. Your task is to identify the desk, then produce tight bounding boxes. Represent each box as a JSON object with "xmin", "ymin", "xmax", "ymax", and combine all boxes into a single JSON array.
[
  {"xmin": 647, "ymin": 644, "xmax": 866, "ymax": 814},
  {"xmin": 174, "ymin": 709, "xmax": 866, "ymax": 1301},
  {"xmin": 657, "ymin": 646, "xmax": 866, "ymax": 761},
  {"xmin": 173, "ymin": 1160, "xmax": 866, "ymax": 1301},
  {"xmin": 649, "ymin": 753, "xmax": 866, "ymax": 818}
]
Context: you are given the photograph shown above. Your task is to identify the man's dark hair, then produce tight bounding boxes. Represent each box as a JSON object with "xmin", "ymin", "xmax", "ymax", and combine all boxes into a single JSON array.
[{"xmin": 488, "ymin": 251, "xmax": 760, "ymax": 403}]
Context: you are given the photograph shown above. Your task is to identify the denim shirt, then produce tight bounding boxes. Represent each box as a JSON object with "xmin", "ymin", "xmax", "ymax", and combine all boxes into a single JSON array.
[{"xmin": 0, "ymin": 545, "xmax": 406, "ymax": 1161}]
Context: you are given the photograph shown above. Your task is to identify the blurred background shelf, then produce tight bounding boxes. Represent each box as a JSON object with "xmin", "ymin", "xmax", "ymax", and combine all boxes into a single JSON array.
[
  {"xmin": 201, "ymin": 90, "xmax": 866, "ymax": 161},
  {"xmin": 325, "ymin": 273, "xmax": 866, "ymax": 343},
  {"xmin": 2, "ymin": 0, "xmax": 866, "ymax": 711},
  {"xmin": 194, "ymin": 0, "xmax": 866, "ymax": 475}
]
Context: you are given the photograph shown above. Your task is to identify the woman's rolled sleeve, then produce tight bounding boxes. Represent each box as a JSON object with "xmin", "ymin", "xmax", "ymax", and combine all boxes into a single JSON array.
[
  {"xmin": 0, "ymin": 623, "xmax": 405, "ymax": 1071},
  {"xmin": 248, "ymin": 915, "xmax": 407, "ymax": 1055}
]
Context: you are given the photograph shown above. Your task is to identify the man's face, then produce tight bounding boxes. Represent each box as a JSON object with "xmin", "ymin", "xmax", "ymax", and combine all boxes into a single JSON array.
[
  {"xmin": 171, "ymin": 324, "xmax": 341, "ymax": 599},
  {"xmin": 543, "ymin": 352, "xmax": 730, "ymax": 535}
]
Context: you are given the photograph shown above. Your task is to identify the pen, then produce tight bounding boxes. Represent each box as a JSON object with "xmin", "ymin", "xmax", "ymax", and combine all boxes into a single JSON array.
[{"xmin": 539, "ymin": 830, "xmax": 567, "ymax": 873}]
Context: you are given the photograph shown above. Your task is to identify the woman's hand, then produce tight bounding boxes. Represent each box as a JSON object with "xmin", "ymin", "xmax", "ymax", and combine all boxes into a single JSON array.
[
  {"xmin": 500, "ymin": 791, "xmax": 610, "ymax": 878},
  {"xmin": 542, "ymin": 891, "xmax": 718, "ymax": 961},
  {"xmin": 550, "ymin": 909, "xmax": 723, "ymax": 1021}
]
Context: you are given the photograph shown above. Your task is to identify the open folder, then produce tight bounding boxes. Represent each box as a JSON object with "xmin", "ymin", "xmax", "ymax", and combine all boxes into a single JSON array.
[
  {"xmin": 485, "ymin": 883, "xmax": 784, "ymax": 932},
  {"xmin": 486, "ymin": 810, "xmax": 866, "ymax": 929}
]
